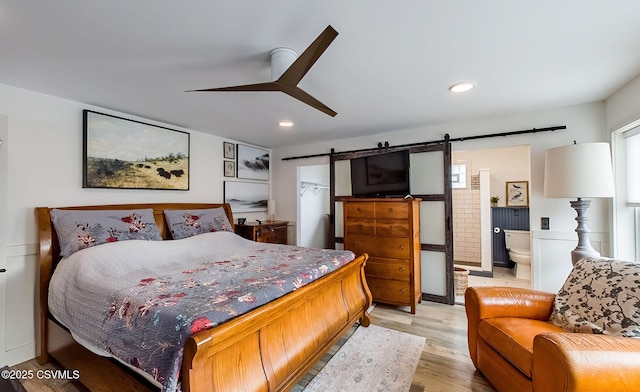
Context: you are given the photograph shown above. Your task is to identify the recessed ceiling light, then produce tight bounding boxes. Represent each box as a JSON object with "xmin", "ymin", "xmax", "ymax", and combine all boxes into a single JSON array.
[
  {"xmin": 278, "ymin": 121, "xmax": 294, "ymax": 127},
  {"xmin": 449, "ymin": 82, "xmax": 475, "ymax": 93}
]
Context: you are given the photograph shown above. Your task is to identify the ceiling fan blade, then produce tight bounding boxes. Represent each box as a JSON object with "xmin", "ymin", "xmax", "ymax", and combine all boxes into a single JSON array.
[
  {"xmin": 187, "ymin": 26, "xmax": 338, "ymax": 116},
  {"xmin": 278, "ymin": 25, "xmax": 338, "ymax": 86},
  {"xmin": 282, "ymin": 86, "xmax": 337, "ymax": 117},
  {"xmin": 186, "ymin": 81, "xmax": 281, "ymax": 92}
]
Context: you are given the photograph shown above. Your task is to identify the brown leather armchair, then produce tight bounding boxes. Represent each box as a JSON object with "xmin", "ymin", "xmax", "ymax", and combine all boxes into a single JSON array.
[{"xmin": 465, "ymin": 286, "xmax": 640, "ymax": 392}]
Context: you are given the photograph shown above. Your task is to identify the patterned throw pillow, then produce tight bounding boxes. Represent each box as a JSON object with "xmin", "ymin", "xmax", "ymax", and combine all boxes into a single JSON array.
[
  {"xmin": 163, "ymin": 208, "xmax": 233, "ymax": 239},
  {"xmin": 51, "ymin": 209, "xmax": 162, "ymax": 258},
  {"xmin": 549, "ymin": 257, "xmax": 640, "ymax": 337}
]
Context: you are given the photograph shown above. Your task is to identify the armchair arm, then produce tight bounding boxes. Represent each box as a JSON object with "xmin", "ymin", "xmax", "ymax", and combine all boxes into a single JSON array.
[
  {"xmin": 464, "ymin": 286, "xmax": 556, "ymax": 368},
  {"xmin": 534, "ymin": 332, "xmax": 640, "ymax": 392}
]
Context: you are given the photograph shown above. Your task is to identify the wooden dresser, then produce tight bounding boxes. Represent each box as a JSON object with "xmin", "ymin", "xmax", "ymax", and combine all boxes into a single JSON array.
[
  {"xmin": 235, "ymin": 220, "xmax": 288, "ymax": 244},
  {"xmin": 343, "ymin": 198, "xmax": 421, "ymax": 313}
]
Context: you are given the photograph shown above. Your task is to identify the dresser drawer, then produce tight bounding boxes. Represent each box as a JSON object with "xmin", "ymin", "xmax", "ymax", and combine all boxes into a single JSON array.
[
  {"xmin": 345, "ymin": 235, "xmax": 410, "ymax": 259},
  {"xmin": 345, "ymin": 219, "xmax": 375, "ymax": 235},
  {"xmin": 345, "ymin": 202, "xmax": 375, "ymax": 219},
  {"xmin": 375, "ymin": 218, "xmax": 410, "ymax": 237},
  {"xmin": 375, "ymin": 202, "xmax": 409, "ymax": 219},
  {"xmin": 366, "ymin": 257, "xmax": 410, "ymax": 281},
  {"xmin": 366, "ymin": 277, "xmax": 411, "ymax": 304}
]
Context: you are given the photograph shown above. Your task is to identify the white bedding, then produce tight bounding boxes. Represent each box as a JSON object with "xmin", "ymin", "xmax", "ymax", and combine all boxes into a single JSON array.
[{"xmin": 48, "ymin": 231, "xmax": 356, "ymax": 391}]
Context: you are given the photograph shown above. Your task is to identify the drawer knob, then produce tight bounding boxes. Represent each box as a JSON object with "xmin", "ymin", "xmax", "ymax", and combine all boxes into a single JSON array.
[
  {"xmin": 388, "ymin": 208, "xmax": 393, "ymax": 212},
  {"xmin": 399, "ymin": 245, "xmax": 404, "ymax": 250},
  {"xmin": 400, "ymin": 289, "xmax": 406, "ymax": 293},
  {"xmin": 0, "ymin": 268, "xmax": 5, "ymax": 273},
  {"xmin": 399, "ymin": 267, "xmax": 405, "ymax": 272}
]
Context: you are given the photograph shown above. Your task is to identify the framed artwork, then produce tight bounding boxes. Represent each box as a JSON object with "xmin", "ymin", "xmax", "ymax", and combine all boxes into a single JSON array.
[
  {"xmin": 224, "ymin": 160, "xmax": 236, "ymax": 177},
  {"xmin": 83, "ymin": 110, "xmax": 189, "ymax": 190},
  {"xmin": 224, "ymin": 181, "xmax": 268, "ymax": 212},
  {"xmin": 237, "ymin": 144, "xmax": 269, "ymax": 180},
  {"xmin": 506, "ymin": 181, "xmax": 529, "ymax": 207},
  {"xmin": 223, "ymin": 142, "xmax": 235, "ymax": 159}
]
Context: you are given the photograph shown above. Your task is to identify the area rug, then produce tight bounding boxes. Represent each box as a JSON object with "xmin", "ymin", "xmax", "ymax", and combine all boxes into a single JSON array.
[{"xmin": 296, "ymin": 324, "xmax": 425, "ymax": 392}]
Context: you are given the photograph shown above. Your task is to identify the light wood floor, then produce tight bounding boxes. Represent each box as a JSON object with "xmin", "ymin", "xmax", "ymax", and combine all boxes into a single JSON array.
[{"xmin": 13, "ymin": 301, "xmax": 495, "ymax": 392}]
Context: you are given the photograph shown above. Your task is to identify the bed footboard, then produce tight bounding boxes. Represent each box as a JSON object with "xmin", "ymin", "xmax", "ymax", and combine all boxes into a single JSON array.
[{"xmin": 182, "ymin": 253, "xmax": 371, "ymax": 392}]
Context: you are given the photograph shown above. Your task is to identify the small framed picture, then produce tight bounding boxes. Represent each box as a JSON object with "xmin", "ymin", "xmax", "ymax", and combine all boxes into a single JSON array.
[
  {"xmin": 223, "ymin": 142, "xmax": 235, "ymax": 159},
  {"xmin": 506, "ymin": 181, "xmax": 529, "ymax": 207},
  {"xmin": 224, "ymin": 160, "xmax": 236, "ymax": 177}
]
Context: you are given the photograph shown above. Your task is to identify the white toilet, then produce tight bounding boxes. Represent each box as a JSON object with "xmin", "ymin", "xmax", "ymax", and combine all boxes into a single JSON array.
[{"xmin": 503, "ymin": 229, "xmax": 531, "ymax": 280}]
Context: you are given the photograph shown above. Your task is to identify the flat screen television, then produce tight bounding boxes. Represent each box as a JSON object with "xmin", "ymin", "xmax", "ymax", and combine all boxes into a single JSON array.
[{"xmin": 350, "ymin": 150, "xmax": 410, "ymax": 197}]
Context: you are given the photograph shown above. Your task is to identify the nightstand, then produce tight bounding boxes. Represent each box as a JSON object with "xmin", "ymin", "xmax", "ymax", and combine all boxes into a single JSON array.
[{"xmin": 235, "ymin": 220, "xmax": 288, "ymax": 244}]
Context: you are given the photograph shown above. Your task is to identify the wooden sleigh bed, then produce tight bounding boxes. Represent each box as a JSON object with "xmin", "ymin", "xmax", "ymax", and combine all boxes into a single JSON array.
[{"xmin": 35, "ymin": 202, "xmax": 372, "ymax": 392}]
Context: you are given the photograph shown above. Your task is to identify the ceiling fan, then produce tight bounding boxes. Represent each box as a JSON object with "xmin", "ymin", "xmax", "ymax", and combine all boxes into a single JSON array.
[{"xmin": 187, "ymin": 25, "xmax": 338, "ymax": 117}]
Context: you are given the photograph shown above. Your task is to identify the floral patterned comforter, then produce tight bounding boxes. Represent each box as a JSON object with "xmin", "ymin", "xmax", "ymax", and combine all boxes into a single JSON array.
[{"xmin": 48, "ymin": 231, "xmax": 356, "ymax": 391}]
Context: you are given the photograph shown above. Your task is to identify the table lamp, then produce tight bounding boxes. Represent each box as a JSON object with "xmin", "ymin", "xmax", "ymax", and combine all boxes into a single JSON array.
[{"xmin": 544, "ymin": 142, "xmax": 615, "ymax": 265}]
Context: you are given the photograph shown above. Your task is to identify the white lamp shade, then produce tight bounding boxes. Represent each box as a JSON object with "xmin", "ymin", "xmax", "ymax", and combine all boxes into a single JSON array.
[
  {"xmin": 544, "ymin": 142, "xmax": 615, "ymax": 198},
  {"xmin": 267, "ymin": 199, "xmax": 276, "ymax": 216}
]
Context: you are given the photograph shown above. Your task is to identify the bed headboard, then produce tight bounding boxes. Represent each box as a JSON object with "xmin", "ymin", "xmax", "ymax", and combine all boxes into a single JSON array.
[
  {"xmin": 34, "ymin": 202, "xmax": 234, "ymax": 362},
  {"xmin": 36, "ymin": 202, "xmax": 234, "ymax": 265}
]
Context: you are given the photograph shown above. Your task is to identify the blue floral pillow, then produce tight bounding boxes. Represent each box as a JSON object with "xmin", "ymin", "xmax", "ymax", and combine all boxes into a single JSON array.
[
  {"xmin": 51, "ymin": 209, "xmax": 163, "ymax": 258},
  {"xmin": 549, "ymin": 257, "xmax": 640, "ymax": 337},
  {"xmin": 164, "ymin": 208, "xmax": 233, "ymax": 239}
]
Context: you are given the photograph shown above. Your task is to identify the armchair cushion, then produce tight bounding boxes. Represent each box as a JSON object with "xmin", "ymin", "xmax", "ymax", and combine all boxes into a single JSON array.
[
  {"xmin": 480, "ymin": 318, "xmax": 564, "ymax": 377},
  {"xmin": 549, "ymin": 258, "xmax": 640, "ymax": 337},
  {"xmin": 533, "ymin": 332, "xmax": 640, "ymax": 392}
]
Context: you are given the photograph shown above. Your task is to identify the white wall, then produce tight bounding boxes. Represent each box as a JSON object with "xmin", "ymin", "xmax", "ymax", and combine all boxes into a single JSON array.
[
  {"xmin": 273, "ymin": 102, "xmax": 609, "ymax": 293},
  {"xmin": 0, "ymin": 83, "xmax": 270, "ymax": 366}
]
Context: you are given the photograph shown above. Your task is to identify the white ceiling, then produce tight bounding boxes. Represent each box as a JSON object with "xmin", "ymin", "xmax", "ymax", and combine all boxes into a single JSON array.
[{"xmin": 2, "ymin": 1, "xmax": 640, "ymax": 148}]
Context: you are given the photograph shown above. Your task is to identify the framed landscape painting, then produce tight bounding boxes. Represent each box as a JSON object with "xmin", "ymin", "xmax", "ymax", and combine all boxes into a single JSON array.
[
  {"xmin": 224, "ymin": 181, "xmax": 268, "ymax": 212},
  {"xmin": 237, "ymin": 144, "xmax": 269, "ymax": 180},
  {"xmin": 83, "ymin": 110, "xmax": 189, "ymax": 190}
]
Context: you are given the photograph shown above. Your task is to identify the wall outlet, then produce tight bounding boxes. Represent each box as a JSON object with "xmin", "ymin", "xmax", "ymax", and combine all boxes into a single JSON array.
[{"xmin": 541, "ymin": 217, "xmax": 550, "ymax": 230}]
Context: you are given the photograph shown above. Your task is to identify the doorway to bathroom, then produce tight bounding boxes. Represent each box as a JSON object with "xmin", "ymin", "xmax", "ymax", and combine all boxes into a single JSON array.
[{"xmin": 451, "ymin": 145, "xmax": 531, "ymax": 297}]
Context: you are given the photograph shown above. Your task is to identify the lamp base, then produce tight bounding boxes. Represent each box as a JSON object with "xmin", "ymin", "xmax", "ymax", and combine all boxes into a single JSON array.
[{"xmin": 570, "ymin": 198, "xmax": 601, "ymax": 265}]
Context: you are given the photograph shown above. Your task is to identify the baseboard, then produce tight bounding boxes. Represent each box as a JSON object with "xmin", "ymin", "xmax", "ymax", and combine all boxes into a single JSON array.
[
  {"xmin": 454, "ymin": 260, "xmax": 481, "ymax": 268},
  {"xmin": 469, "ymin": 270, "xmax": 493, "ymax": 278},
  {"xmin": 5, "ymin": 342, "xmax": 35, "ymax": 367}
]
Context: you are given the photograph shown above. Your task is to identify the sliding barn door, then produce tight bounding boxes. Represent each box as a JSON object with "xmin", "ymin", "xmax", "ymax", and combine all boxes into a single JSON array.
[
  {"xmin": 329, "ymin": 142, "xmax": 453, "ymax": 305},
  {"xmin": 409, "ymin": 141, "xmax": 454, "ymax": 304}
]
